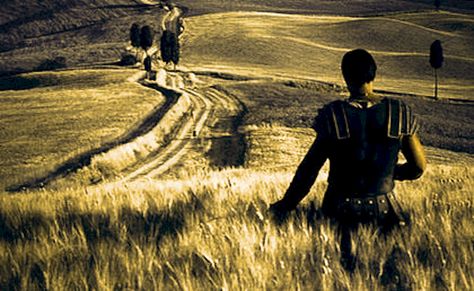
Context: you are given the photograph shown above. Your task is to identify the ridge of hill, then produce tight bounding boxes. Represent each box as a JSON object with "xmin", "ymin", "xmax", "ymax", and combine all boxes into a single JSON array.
[{"xmin": 0, "ymin": 0, "xmax": 146, "ymax": 51}]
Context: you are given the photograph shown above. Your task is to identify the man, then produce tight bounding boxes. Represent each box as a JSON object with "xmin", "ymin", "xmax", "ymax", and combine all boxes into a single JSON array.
[{"xmin": 269, "ymin": 49, "xmax": 426, "ymax": 271}]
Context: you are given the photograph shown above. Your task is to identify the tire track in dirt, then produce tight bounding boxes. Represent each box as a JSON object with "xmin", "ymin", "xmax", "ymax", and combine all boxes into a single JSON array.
[
  {"xmin": 117, "ymin": 81, "xmax": 244, "ymax": 182},
  {"xmin": 118, "ymin": 88, "xmax": 210, "ymax": 181}
]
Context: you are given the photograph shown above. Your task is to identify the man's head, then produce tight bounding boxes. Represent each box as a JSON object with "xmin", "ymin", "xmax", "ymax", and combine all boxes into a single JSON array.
[{"xmin": 341, "ymin": 49, "xmax": 377, "ymax": 89}]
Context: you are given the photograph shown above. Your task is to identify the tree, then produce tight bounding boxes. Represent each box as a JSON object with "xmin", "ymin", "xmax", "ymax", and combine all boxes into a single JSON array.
[
  {"xmin": 144, "ymin": 55, "xmax": 152, "ymax": 72},
  {"xmin": 130, "ymin": 23, "xmax": 141, "ymax": 58},
  {"xmin": 130, "ymin": 23, "xmax": 140, "ymax": 48},
  {"xmin": 140, "ymin": 25, "xmax": 154, "ymax": 56},
  {"xmin": 160, "ymin": 31, "xmax": 180, "ymax": 70},
  {"xmin": 160, "ymin": 31, "xmax": 172, "ymax": 64},
  {"xmin": 170, "ymin": 33, "xmax": 180, "ymax": 70},
  {"xmin": 430, "ymin": 40, "xmax": 444, "ymax": 99},
  {"xmin": 144, "ymin": 55, "xmax": 153, "ymax": 79}
]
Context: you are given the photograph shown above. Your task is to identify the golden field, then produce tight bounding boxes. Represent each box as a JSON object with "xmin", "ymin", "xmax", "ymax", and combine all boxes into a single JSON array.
[
  {"xmin": 1, "ymin": 126, "xmax": 473, "ymax": 290},
  {"xmin": 1, "ymin": 1, "xmax": 473, "ymax": 290},
  {"xmin": 0, "ymin": 69, "xmax": 165, "ymax": 189}
]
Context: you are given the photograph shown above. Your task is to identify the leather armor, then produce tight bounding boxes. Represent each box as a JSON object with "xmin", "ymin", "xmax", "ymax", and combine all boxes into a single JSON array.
[{"xmin": 312, "ymin": 98, "xmax": 418, "ymax": 216}]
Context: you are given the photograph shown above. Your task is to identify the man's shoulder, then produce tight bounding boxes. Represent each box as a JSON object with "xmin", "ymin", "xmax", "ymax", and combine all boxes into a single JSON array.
[
  {"xmin": 320, "ymin": 97, "xmax": 413, "ymax": 111},
  {"xmin": 320, "ymin": 99, "xmax": 346, "ymax": 110},
  {"xmin": 312, "ymin": 100, "xmax": 350, "ymax": 139},
  {"xmin": 312, "ymin": 97, "xmax": 419, "ymax": 138},
  {"xmin": 383, "ymin": 98, "xmax": 419, "ymax": 137}
]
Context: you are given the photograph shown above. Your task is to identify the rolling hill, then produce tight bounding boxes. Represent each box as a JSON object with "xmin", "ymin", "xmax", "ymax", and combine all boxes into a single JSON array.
[
  {"xmin": 181, "ymin": 11, "xmax": 474, "ymax": 100},
  {"xmin": 177, "ymin": 0, "xmax": 474, "ymax": 16},
  {"xmin": 0, "ymin": 69, "xmax": 165, "ymax": 190},
  {"xmin": 0, "ymin": 0, "xmax": 165, "ymax": 75}
]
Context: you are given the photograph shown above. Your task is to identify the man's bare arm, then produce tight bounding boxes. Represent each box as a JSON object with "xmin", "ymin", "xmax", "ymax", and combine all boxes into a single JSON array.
[
  {"xmin": 394, "ymin": 134, "xmax": 426, "ymax": 180},
  {"xmin": 271, "ymin": 135, "xmax": 329, "ymax": 211}
]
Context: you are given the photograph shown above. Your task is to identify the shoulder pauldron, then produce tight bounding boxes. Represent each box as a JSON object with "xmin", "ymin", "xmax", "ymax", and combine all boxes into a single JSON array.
[
  {"xmin": 318, "ymin": 101, "xmax": 350, "ymax": 140},
  {"xmin": 386, "ymin": 99, "xmax": 418, "ymax": 138},
  {"xmin": 318, "ymin": 99, "xmax": 417, "ymax": 140}
]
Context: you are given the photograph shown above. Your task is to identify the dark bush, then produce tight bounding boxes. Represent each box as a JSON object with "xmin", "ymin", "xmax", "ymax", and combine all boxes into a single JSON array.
[
  {"xmin": 35, "ymin": 57, "xmax": 67, "ymax": 71},
  {"xmin": 120, "ymin": 53, "xmax": 138, "ymax": 66}
]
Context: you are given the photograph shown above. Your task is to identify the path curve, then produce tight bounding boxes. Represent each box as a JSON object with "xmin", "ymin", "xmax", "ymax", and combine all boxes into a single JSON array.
[{"xmin": 115, "ymin": 81, "xmax": 244, "ymax": 183}]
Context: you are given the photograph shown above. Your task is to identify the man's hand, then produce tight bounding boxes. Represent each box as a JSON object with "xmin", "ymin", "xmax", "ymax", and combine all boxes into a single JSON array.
[
  {"xmin": 269, "ymin": 200, "xmax": 293, "ymax": 223},
  {"xmin": 269, "ymin": 200, "xmax": 288, "ymax": 213}
]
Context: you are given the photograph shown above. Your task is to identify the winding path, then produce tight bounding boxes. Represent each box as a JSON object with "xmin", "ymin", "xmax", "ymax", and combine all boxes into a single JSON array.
[{"xmin": 116, "ymin": 80, "xmax": 244, "ymax": 183}]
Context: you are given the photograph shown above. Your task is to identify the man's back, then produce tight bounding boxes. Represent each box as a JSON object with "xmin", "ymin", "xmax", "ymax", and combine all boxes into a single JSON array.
[
  {"xmin": 312, "ymin": 97, "xmax": 422, "ymax": 218},
  {"xmin": 315, "ymin": 98, "xmax": 417, "ymax": 195}
]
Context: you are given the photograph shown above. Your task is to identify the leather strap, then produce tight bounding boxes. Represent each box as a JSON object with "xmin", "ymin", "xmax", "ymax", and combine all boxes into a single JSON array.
[{"xmin": 340, "ymin": 194, "xmax": 392, "ymax": 221}]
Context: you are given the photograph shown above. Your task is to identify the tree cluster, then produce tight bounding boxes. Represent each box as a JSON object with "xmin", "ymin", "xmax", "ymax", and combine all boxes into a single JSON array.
[{"xmin": 128, "ymin": 20, "xmax": 180, "ymax": 74}]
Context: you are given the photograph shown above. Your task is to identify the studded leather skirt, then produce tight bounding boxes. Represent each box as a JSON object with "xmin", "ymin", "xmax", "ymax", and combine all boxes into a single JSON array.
[{"xmin": 337, "ymin": 193, "xmax": 401, "ymax": 224}]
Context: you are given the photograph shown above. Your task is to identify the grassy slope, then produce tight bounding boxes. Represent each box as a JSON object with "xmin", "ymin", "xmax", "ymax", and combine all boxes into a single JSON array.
[
  {"xmin": 0, "ymin": 69, "xmax": 165, "ymax": 190},
  {"xmin": 0, "ymin": 0, "xmax": 165, "ymax": 74},
  {"xmin": 178, "ymin": 0, "xmax": 473, "ymax": 16},
  {"xmin": 182, "ymin": 11, "xmax": 474, "ymax": 100},
  {"xmin": 218, "ymin": 79, "xmax": 474, "ymax": 153},
  {"xmin": 0, "ymin": 126, "xmax": 472, "ymax": 290}
]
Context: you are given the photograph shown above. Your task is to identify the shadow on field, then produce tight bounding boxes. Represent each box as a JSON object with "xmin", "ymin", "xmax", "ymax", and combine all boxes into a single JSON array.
[
  {"xmin": 0, "ymin": 192, "xmax": 203, "ymax": 246},
  {"xmin": 206, "ymin": 85, "xmax": 248, "ymax": 168},
  {"xmin": 0, "ymin": 188, "xmax": 205, "ymax": 290},
  {"xmin": 0, "ymin": 75, "xmax": 43, "ymax": 90},
  {"xmin": 207, "ymin": 116, "xmax": 247, "ymax": 168},
  {"xmin": 269, "ymin": 201, "xmax": 324, "ymax": 226},
  {"xmin": 7, "ymin": 82, "xmax": 181, "ymax": 192}
]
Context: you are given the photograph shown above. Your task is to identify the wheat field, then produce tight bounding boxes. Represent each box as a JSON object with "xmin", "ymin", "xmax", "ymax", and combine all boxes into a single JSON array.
[
  {"xmin": 1, "ymin": 126, "xmax": 472, "ymax": 290},
  {"xmin": 1, "ymin": 1, "xmax": 473, "ymax": 290}
]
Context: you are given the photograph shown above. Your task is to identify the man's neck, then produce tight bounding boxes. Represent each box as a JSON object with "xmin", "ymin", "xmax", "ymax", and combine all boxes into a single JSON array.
[
  {"xmin": 348, "ymin": 82, "xmax": 374, "ymax": 99},
  {"xmin": 348, "ymin": 92, "xmax": 382, "ymax": 109}
]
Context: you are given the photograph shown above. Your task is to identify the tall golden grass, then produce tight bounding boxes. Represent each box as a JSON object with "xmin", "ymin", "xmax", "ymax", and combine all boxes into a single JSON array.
[{"xmin": 1, "ymin": 126, "xmax": 472, "ymax": 290}]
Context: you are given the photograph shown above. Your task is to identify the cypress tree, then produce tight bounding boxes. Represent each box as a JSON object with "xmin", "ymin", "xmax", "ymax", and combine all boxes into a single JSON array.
[
  {"xmin": 171, "ymin": 33, "xmax": 180, "ymax": 70},
  {"xmin": 160, "ymin": 31, "xmax": 173, "ymax": 64},
  {"xmin": 430, "ymin": 40, "xmax": 444, "ymax": 99},
  {"xmin": 130, "ymin": 23, "xmax": 141, "ymax": 49},
  {"xmin": 140, "ymin": 25, "xmax": 154, "ymax": 55}
]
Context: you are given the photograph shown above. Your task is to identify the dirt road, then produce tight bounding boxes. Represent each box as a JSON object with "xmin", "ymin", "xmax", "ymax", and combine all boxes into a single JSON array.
[{"xmin": 116, "ymin": 72, "xmax": 245, "ymax": 183}]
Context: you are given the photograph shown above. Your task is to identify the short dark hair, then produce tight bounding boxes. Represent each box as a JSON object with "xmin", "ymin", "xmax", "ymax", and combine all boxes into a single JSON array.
[{"xmin": 341, "ymin": 49, "xmax": 377, "ymax": 86}]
